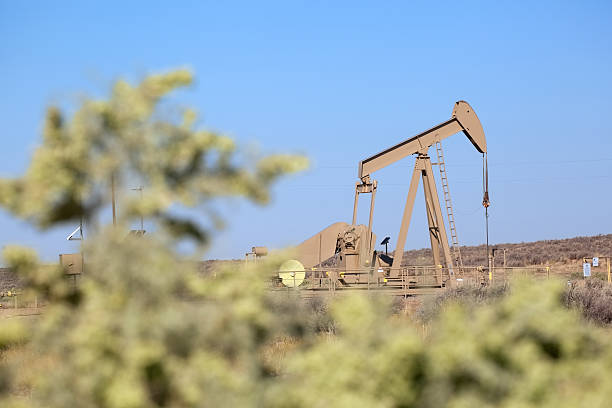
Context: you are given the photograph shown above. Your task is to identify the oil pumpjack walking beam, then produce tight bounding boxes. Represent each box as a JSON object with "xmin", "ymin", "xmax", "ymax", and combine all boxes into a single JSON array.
[{"xmin": 353, "ymin": 101, "xmax": 487, "ymax": 276}]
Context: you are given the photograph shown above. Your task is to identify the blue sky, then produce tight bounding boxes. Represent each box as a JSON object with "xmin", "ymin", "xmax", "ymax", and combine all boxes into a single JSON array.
[{"xmin": 1, "ymin": 1, "xmax": 611, "ymax": 261}]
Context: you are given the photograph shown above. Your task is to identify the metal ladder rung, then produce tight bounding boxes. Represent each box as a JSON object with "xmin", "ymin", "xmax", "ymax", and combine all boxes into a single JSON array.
[{"xmin": 435, "ymin": 141, "xmax": 463, "ymax": 270}]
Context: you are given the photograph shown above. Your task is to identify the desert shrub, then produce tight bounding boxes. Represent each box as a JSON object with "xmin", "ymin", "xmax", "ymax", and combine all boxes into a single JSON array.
[
  {"xmin": 417, "ymin": 282, "xmax": 510, "ymax": 323},
  {"xmin": 565, "ymin": 279, "xmax": 612, "ymax": 325},
  {"xmin": 303, "ymin": 296, "xmax": 336, "ymax": 334},
  {"xmin": 268, "ymin": 281, "xmax": 612, "ymax": 408}
]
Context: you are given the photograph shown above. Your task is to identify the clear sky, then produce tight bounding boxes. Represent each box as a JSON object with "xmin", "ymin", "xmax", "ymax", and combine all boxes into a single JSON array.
[{"xmin": 1, "ymin": 1, "xmax": 611, "ymax": 262}]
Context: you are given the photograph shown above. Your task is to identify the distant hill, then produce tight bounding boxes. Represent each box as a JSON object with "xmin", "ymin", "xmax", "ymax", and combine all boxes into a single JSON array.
[
  {"xmin": 0, "ymin": 268, "xmax": 22, "ymax": 293},
  {"xmin": 400, "ymin": 234, "xmax": 612, "ymax": 266},
  {"xmin": 399, "ymin": 234, "xmax": 612, "ymax": 277}
]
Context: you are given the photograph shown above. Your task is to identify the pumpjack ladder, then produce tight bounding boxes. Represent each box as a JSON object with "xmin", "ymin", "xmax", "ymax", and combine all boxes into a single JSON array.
[{"xmin": 435, "ymin": 141, "xmax": 463, "ymax": 270}]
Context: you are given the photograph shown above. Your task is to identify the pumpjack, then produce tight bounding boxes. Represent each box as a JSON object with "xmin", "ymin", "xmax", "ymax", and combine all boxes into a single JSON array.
[{"xmin": 286, "ymin": 101, "xmax": 487, "ymax": 285}]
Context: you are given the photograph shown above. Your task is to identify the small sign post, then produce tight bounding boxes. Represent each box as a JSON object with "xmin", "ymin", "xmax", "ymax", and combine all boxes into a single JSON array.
[
  {"xmin": 583, "ymin": 262, "xmax": 591, "ymax": 277},
  {"xmin": 593, "ymin": 257, "xmax": 599, "ymax": 267}
]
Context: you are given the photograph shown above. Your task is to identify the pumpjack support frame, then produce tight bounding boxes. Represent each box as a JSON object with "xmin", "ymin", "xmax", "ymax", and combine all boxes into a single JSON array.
[{"xmin": 352, "ymin": 101, "xmax": 487, "ymax": 276}]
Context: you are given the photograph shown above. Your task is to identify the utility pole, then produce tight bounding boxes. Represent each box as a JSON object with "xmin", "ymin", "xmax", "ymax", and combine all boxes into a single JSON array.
[{"xmin": 131, "ymin": 186, "xmax": 144, "ymax": 231}]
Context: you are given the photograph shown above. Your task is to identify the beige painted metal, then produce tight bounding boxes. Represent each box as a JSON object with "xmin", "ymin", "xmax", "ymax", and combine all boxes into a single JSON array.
[
  {"xmin": 335, "ymin": 224, "xmax": 376, "ymax": 270},
  {"xmin": 245, "ymin": 246, "xmax": 269, "ymax": 262},
  {"xmin": 391, "ymin": 161, "xmax": 422, "ymax": 272},
  {"xmin": 422, "ymin": 164, "xmax": 441, "ymax": 266},
  {"xmin": 252, "ymin": 246, "xmax": 268, "ymax": 256},
  {"xmin": 351, "ymin": 178, "xmax": 378, "ymax": 256},
  {"xmin": 358, "ymin": 101, "xmax": 486, "ymax": 180},
  {"xmin": 292, "ymin": 222, "xmax": 351, "ymax": 268},
  {"xmin": 59, "ymin": 253, "xmax": 83, "ymax": 275},
  {"xmin": 356, "ymin": 101, "xmax": 485, "ymax": 277}
]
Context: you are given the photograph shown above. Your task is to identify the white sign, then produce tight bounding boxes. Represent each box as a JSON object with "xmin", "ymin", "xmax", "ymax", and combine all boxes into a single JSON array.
[
  {"xmin": 593, "ymin": 257, "xmax": 599, "ymax": 267},
  {"xmin": 583, "ymin": 262, "xmax": 591, "ymax": 277}
]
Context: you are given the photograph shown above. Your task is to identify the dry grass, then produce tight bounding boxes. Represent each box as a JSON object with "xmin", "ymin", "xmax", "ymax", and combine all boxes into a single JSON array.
[
  {"xmin": 416, "ymin": 283, "xmax": 510, "ymax": 323},
  {"xmin": 1, "ymin": 344, "xmax": 57, "ymax": 400},
  {"xmin": 260, "ymin": 336, "xmax": 301, "ymax": 376},
  {"xmin": 565, "ymin": 279, "xmax": 612, "ymax": 325}
]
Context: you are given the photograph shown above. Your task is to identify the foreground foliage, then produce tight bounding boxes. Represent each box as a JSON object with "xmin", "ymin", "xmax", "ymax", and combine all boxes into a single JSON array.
[
  {"xmin": 2, "ymin": 70, "xmax": 612, "ymax": 407},
  {"xmin": 4, "ymin": 254, "xmax": 612, "ymax": 408}
]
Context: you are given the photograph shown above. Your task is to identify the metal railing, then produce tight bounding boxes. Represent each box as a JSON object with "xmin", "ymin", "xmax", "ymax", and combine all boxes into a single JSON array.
[
  {"xmin": 0, "ymin": 290, "xmax": 43, "ymax": 310},
  {"xmin": 270, "ymin": 265, "xmax": 554, "ymax": 296}
]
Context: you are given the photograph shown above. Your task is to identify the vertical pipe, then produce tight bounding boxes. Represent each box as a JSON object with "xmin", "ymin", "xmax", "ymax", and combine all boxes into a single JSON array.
[
  {"xmin": 486, "ymin": 207, "xmax": 490, "ymax": 274},
  {"xmin": 111, "ymin": 173, "xmax": 117, "ymax": 227},
  {"xmin": 483, "ymin": 153, "xmax": 490, "ymax": 279},
  {"xmin": 366, "ymin": 181, "xmax": 376, "ymax": 256},
  {"xmin": 352, "ymin": 184, "xmax": 359, "ymax": 225}
]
